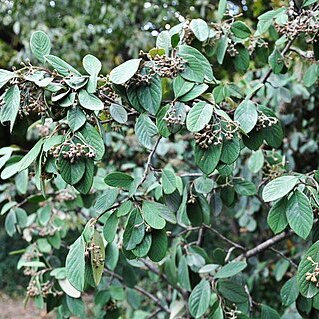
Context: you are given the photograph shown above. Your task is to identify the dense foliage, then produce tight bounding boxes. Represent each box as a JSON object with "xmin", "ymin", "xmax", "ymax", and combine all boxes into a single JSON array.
[{"xmin": 1, "ymin": 0, "xmax": 319, "ymax": 318}]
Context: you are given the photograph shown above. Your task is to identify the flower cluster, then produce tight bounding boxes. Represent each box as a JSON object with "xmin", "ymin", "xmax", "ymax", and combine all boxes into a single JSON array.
[
  {"xmin": 164, "ymin": 104, "xmax": 185, "ymax": 126},
  {"xmin": 275, "ymin": 7, "xmax": 319, "ymax": 40},
  {"xmin": 50, "ymin": 141, "xmax": 96, "ymax": 163},
  {"xmin": 182, "ymin": 21, "xmax": 195, "ymax": 44},
  {"xmin": 305, "ymin": 256, "xmax": 319, "ymax": 286},
  {"xmin": 27, "ymin": 279, "xmax": 62, "ymax": 298},
  {"xmin": 194, "ymin": 121, "xmax": 239, "ymax": 149},
  {"xmin": 86, "ymin": 242, "xmax": 104, "ymax": 268},
  {"xmin": 152, "ymin": 54, "xmax": 185, "ymax": 78},
  {"xmin": 98, "ymin": 84, "xmax": 120, "ymax": 108},
  {"xmin": 255, "ymin": 112, "xmax": 278, "ymax": 131}
]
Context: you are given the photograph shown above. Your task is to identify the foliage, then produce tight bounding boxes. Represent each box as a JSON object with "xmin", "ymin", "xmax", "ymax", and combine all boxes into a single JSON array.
[{"xmin": 1, "ymin": 0, "xmax": 319, "ymax": 318}]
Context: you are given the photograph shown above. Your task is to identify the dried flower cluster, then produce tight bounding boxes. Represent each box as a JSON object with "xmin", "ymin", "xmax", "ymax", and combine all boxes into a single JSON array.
[
  {"xmin": 98, "ymin": 85, "xmax": 120, "ymax": 108},
  {"xmin": 255, "ymin": 112, "xmax": 278, "ymax": 131},
  {"xmin": 50, "ymin": 141, "xmax": 96, "ymax": 163},
  {"xmin": 86, "ymin": 242, "xmax": 104, "ymax": 268},
  {"xmin": 27, "ymin": 279, "xmax": 62, "ymax": 297},
  {"xmin": 164, "ymin": 104, "xmax": 185, "ymax": 126},
  {"xmin": 275, "ymin": 7, "xmax": 319, "ymax": 40},
  {"xmin": 153, "ymin": 54, "xmax": 185, "ymax": 78},
  {"xmin": 305, "ymin": 256, "xmax": 319, "ymax": 286},
  {"xmin": 194, "ymin": 121, "xmax": 239, "ymax": 149}
]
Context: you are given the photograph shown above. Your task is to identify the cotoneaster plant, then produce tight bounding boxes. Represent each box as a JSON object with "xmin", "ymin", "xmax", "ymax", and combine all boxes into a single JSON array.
[{"xmin": 1, "ymin": 0, "xmax": 319, "ymax": 318}]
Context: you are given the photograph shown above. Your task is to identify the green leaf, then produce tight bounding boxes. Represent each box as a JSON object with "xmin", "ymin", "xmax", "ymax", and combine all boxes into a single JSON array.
[
  {"xmin": 137, "ymin": 72, "xmax": 162, "ymax": 115},
  {"xmin": 74, "ymin": 159, "xmax": 94, "ymax": 194},
  {"xmin": 233, "ymin": 179, "xmax": 256, "ymax": 196},
  {"xmin": 302, "ymin": 0, "xmax": 318, "ymax": 7},
  {"xmin": 148, "ymin": 229, "xmax": 168, "ymax": 262},
  {"xmin": 30, "ymin": 31, "xmax": 51, "ymax": 63},
  {"xmin": 142, "ymin": 201, "xmax": 166, "ymax": 229},
  {"xmin": 5, "ymin": 209, "xmax": 16, "ymax": 237},
  {"xmin": 79, "ymin": 123, "xmax": 105, "ymax": 160},
  {"xmin": 67, "ymin": 106, "xmax": 86, "ymax": 132},
  {"xmin": 297, "ymin": 240, "xmax": 319, "ymax": 298},
  {"xmin": 186, "ymin": 102, "xmax": 213, "ymax": 132},
  {"xmin": 194, "ymin": 176, "xmax": 214, "ymax": 194},
  {"xmin": 217, "ymin": 279, "xmax": 247, "ymax": 303},
  {"xmin": 109, "ymin": 103, "xmax": 128, "ymax": 124},
  {"xmin": 262, "ymin": 176, "xmax": 299, "ymax": 202},
  {"xmin": 188, "ymin": 279, "xmax": 211, "ymax": 318},
  {"xmin": 248, "ymin": 150, "xmax": 264, "ymax": 173},
  {"xmin": 261, "ymin": 305, "xmax": 280, "ymax": 319},
  {"xmin": 109, "ymin": 59, "xmax": 141, "ymax": 84},
  {"xmin": 18, "ymin": 138, "xmax": 44, "ymax": 172},
  {"xmin": 94, "ymin": 189, "xmax": 118, "ymax": 214},
  {"xmin": 214, "ymin": 261, "xmax": 247, "ymax": 279},
  {"xmin": 105, "ymin": 242, "xmax": 119, "ymax": 271},
  {"xmin": 0, "ymin": 85, "xmax": 20, "ymax": 132},
  {"xmin": 78, "ymin": 89, "xmax": 104, "ymax": 111},
  {"xmin": 234, "ymin": 100, "xmax": 258, "ymax": 133},
  {"xmin": 45, "ymin": 54, "xmax": 81, "ymax": 76},
  {"xmin": 90, "ymin": 230, "xmax": 105, "ymax": 286},
  {"xmin": 132, "ymin": 234, "xmax": 152, "ymax": 257},
  {"xmin": 194, "ymin": 143, "xmax": 222, "ymax": 175},
  {"xmin": 135, "ymin": 114, "xmax": 158, "ymax": 149},
  {"xmin": 0, "ymin": 69, "xmax": 16, "ymax": 89},
  {"xmin": 104, "ymin": 172, "xmax": 134, "ymax": 189},
  {"xmin": 267, "ymin": 197, "xmax": 288, "ymax": 234},
  {"xmin": 286, "ymin": 190, "xmax": 313, "ymax": 239},
  {"xmin": 66, "ymin": 296, "xmax": 86, "ymax": 318},
  {"xmin": 268, "ymin": 48, "xmax": 284, "ymax": 74},
  {"xmin": 220, "ymin": 136, "xmax": 240, "ymax": 164},
  {"xmin": 173, "ymin": 76, "xmax": 195, "ymax": 99},
  {"xmin": 216, "ymin": 36, "xmax": 228, "ymax": 64},
  {"xmin": 162, "ymin": 169, "xmax": 177, "ymax": 195},
  {"xmin": 123, "ymin": 209, "xmax": 145, "ymax": 250},
  {"xmin": 281, "ymin": 277, "xmax": 299, "ymax": 306},
  {"xmin": 233, "ymin": 46, "xmax": 250, "ymax": 71},
  {"xmin": 179, "ymin": 45, "xmax": 214, "ymax": 82},
  {"xmin": 179, "ymin": 54, "xmax": 204, "ymax": 83},
  {"xmin": 103, "ymin": 212, "xmax": 119, "ymax": 243},
  {"xmin": 66, "ymin": 236, "xmax": 86, "ymax": 291},
  {"xmin": 179, "ymin": 83, "xmax": 209, "ymax": 102},
  {"xmin": 190, "ymin": 19, "xmax": 209, "ymax": 42},
  {"xmin": 178, "ymin": 256, "xmax": 191, "ymax": 291},
  {"xmin": 59, "ymin": 157, "xmax": 86, "ymax": 185},
  {"xmin": 217, "ymin": 0, "xmax": 227, "ymax": 19},
  {"xmin": 303, "ymin": 64, "xmax": 319, "ymax": 87},
  {"xmin": 156, "ymin": 30, "xmax": 171, "ymax": 54},
  {"xmin": 82, "ymin": 54, "xmax": 102, "ymax": 93},
  {"xmin": 231, "ymin": 21, "xmax": 251, "ymax": 39},
  {"xmin": 143, "ymin": 201, "xmax": 176, "ymax": 224}
]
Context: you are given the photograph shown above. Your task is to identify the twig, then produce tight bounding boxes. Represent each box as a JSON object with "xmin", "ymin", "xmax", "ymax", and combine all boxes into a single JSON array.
[
  {"xmin": 140, "ymin": 259, "xmax": 187, "ymax": 297},
  {"xmin": 203, "ymin": 224, "xmax": 246, "ymax": 251},
  {"xmin": 250, "ymin": 37, "xmax": 295, "ymax": 100},
  {"xmin": 104, "ymin": 268, "xmax": 170, "ymax": 314},
  {"xmin": 236, "ymin": 230, "xmax": 294, "ymax": 260},
  {"xmin": 138, "ymin": 137, "xmax": 162, "ymax": 188},
  {"xmin": 269, "ymin": 247, "xmax": 298, "ymax": 268}
]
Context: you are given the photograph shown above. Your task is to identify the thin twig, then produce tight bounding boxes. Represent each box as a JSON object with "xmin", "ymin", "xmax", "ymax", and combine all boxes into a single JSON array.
[
  {"xmin": 104, "ymin": 268, "xmax": 170, "ymax": 314},
  {"xmin": 236, "ymin": 230, "xmax": 294, "ymax": 260}
]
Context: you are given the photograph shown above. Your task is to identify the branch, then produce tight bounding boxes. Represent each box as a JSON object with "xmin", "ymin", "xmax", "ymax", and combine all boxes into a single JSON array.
[
  {"xmin": 203, "ymin": 224, "xmax": 246, "ymax": 251},
  {"xmin": 141, "ymin": 259, "xmax": 187, "ymax": 297},
  {"xmin": 237, "ymin": 230, "xmax": 294, "ymax": 260},
  {"xmin": 250, "ymin": 37, "xmax": 295, "ymax": 100},
  {"xmin": 104, "ymin": 268, "xmax": 170, "ymax": 314},
  {"xmin": 138, "ymin": 137, "xmax": 161, "ymax": 187}
]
